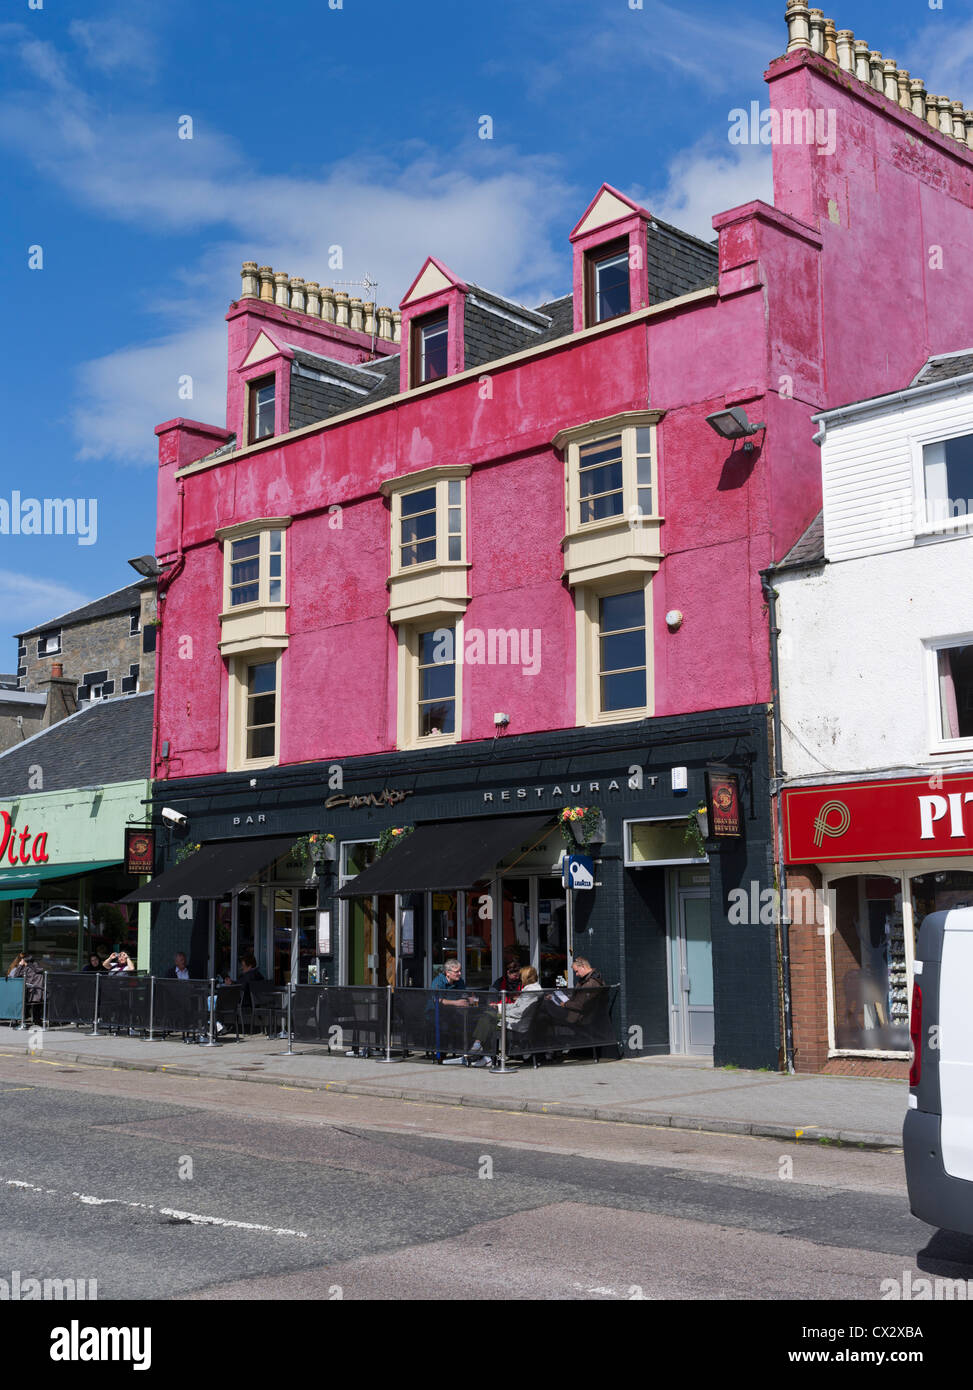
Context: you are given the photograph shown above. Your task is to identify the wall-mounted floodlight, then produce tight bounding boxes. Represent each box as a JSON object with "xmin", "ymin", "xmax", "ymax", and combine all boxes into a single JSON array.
[{"xmin": 705, "ymin": 406, "xmax": 766, "ymax": 451}]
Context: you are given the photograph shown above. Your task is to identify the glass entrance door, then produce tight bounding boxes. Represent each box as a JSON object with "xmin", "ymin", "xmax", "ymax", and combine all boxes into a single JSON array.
[{"xmin": 668, "ymin": 876, "xmax": 714, "ymax": 1055}]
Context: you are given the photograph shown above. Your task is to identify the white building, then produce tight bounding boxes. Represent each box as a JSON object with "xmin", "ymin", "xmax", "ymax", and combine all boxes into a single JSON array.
[{"xmin": 773, "ymin": 351, "xmax": 973, "ymax": 1074}]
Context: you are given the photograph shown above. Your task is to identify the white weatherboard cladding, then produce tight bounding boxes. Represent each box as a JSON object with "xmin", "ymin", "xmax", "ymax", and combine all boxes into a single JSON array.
[
  {"xmin": 776, "ymin": 513, "xmax": 973, "ymax": 777},
  {"xmin": 822, "ymin": 388, "xmax": 973, "ymax": 562},
  {"xmin": 939, "ymin": 916, "xmax": 973, "ymax": 1181}
]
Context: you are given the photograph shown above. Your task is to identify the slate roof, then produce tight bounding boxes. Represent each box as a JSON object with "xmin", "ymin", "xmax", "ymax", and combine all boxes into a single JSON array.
[
  {"xmin": 16, "ymin": 582, "xmax": 150, "ymax": 639},
  {"xmin": 0, "ymin": 693, "xmax": 153, "ymax": 796},
  {"xmin": 776, "ymin": 511, "xmax": 825, "ymax": 571},
  {"xmin": 274, "ymin": 218, "xmax": 717, "ymax": 432},
  {"xmin": 911, "ymin": 351, "xmax": 973, "ymax": 387}
]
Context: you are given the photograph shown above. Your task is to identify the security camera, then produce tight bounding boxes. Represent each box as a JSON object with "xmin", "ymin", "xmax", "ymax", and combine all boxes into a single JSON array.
[{"xmin": 161, "ymin": 807, "xmax": 188, "ymax": 826}]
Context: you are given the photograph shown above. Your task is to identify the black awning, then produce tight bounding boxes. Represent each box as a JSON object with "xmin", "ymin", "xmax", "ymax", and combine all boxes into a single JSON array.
[
  {"xmin": 337, "ymin": 815, "xmax": 555, "ymax": 897},
  {"xmin": 121, "ymin": 836, "xmax": 298, "ymax": 903}
]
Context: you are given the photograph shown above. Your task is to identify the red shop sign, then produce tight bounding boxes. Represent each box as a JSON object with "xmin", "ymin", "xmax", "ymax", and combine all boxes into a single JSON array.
[
  {"xmin": 783, "ymin": 773, "xmax": 973, "ymax": 863},
  {"xmin": 0, "ymin": 810, "xmax": 50, "ymax": 866}
]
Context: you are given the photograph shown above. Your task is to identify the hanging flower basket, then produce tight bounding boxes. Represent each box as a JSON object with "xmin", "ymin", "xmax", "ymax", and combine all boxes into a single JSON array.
[
  {"xmin": 174, "ymin": 841, "xmax": 201, "ymax": 865},
  {"xmin": 290, "ymin": 833, "xmax": 336, "ymax": 868},
  {"xmin": 684, "ymin": 804, "xmax": 709, "ymax": 859},
  {"xmin": 558, "ymin": 806, "xmax": 604, "ymax": 848},
  {"xmin": 376, "ymin": 824, "xmax": 414, "ymax": 859}
]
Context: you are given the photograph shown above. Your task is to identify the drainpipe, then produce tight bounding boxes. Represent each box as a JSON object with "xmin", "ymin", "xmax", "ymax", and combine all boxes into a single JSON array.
[
  {"xmin": 761, "ymin": 566, "xmax": 795, "ymax": 1074},
  {"xmin": 150, "ymin": 481, "xmax": 186, "ymax": 781}
]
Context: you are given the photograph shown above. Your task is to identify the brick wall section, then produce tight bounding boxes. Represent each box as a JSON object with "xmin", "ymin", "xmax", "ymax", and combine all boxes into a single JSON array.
[{"xmin": 786, "ymin": 865, "xmax": 910, "ymax": 1079}]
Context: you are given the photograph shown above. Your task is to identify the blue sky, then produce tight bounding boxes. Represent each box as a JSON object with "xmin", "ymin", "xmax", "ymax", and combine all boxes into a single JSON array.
[{"xmin": 1, "ymin": 0, "xmax": 969, "ymax": 658}]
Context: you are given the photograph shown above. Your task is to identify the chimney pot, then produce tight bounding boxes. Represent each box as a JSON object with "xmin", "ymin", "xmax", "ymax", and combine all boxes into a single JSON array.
[
  {"xmin": 240, "ymin": 262, "xmax": 260, "ymax": 299},
  {"xmin": 937, "ymin": 95, "xmax": 954, "ymax": 135},
  {"xmin": 853, "ymin": 40, "xmax": 871, "ymax": 83},
  {"xmin": 910, "ymin": 79, "xmax": 926, "ymax": 119},
  {"xmin": 288, "ymin": 276, "xmax": 306, "ymax": 312},
  {"xmin": 836, "ymin": 30, "xmax": 855, "ymax": 72},
  {"xmin": 868, "ymin": 51, "xmax": 884, "ymax": 92},
  {"xmin": 964, "ymin": 111, "xmax": 973, "ymax": 150},
  {"xmin": 808, "ymin": 9, "xmax": 825, "ymax": 55},
  {"xmin": 305, "ymin": 281, "xmax": 321, "ymax": 316},
  {"xmin": 951, "ymin": 100, "xmax": 967, "ymax": 142},
  {"xmin": 334, "ymin": 291, "xmax": 350, "ymax": 326},
  {"xmin": 273, "ymin": 271, "xmax": 290, "ymax": 308},
  {"xmin": 925, "ymin": 93, "xmax": 940, "ymax": 129},
  {"xmin": 784, "ymin": 0, "xmax": 811, "ymax": 53},
  {"xmin": 896, "ymin": 69, "xmax": 911, "ymax": 111},
  {"xmin": 320, "ymin": 287, "xmax": 336, "ymax": 322},
  {"xmin": 882, "ymin": 59, "xmax": 899, "ymax": 102},
  {"xmin": 51, "ymin": 662, "xmax": 62, "ymax": 677},
  {"xmin": 823, "ymin": 18, "xmax": 838, "ymax": 63},
  {"xmin": 258, "ymin": 266, "xmax": 275, "ymax": 302}
]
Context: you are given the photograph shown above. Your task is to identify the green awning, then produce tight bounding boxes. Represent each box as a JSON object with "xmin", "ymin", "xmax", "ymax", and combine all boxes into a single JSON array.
[{"xmin": 0, "ymin": 860, "xmax": 121, "ymax": 897}]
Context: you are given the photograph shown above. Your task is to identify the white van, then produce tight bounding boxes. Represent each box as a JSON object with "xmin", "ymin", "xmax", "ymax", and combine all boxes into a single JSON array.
[{"xmin": 903, "ymin": 907, "xmax": 973, "ymax": 1234}]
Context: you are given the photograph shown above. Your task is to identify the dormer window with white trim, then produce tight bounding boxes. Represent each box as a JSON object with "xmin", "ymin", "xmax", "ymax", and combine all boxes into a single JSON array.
[
  {"xmin": 413, "ymin": 313, "xmax": 449, "ymax": 385},
  {"xmin": 247, "ymin": 375, "xmax": 276, "ymax": 443}
]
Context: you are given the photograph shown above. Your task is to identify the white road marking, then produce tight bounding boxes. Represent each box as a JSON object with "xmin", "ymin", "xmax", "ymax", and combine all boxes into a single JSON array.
[{"xmin": 3, "ymin": 1178, "xmax": 307, "ymax": 1238}]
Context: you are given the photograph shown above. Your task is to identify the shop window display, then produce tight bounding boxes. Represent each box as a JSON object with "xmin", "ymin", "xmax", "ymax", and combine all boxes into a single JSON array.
[{"xmin": 830, "ymin": 874, "xmax": 908, "ymax": 1052}]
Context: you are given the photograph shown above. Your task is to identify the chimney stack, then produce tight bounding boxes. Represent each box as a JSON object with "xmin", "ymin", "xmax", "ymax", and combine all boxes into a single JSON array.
[{"xmin": 37, "ymin": 668, "xmax": 77, "ymax": 728}]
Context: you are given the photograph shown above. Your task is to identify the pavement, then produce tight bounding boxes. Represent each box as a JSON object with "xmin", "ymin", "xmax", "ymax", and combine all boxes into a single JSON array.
[{"xmin": 0, "ymin": 1023, "xmax": 908, "ymax": 1149}]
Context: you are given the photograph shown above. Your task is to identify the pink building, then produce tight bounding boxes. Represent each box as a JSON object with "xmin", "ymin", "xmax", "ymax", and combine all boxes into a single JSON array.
[{"xmin": 138, "ymin": 5, "xmax": 973, "ymax": 1069}]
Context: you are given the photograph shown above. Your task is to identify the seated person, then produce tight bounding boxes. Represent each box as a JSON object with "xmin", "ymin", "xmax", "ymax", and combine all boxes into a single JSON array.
[
  {"xmin": 538, "ymin": 955, "xmax": 606, "ymax": 1024},
  {"xmin": 165, "ymin": 952, "xmax": 191, "ymax": 980},
  {"xmin": 491, "ymin": 958, "xmax": 524, "ymax": 995},
  {"xmin": 465, "ymin": 965, "xmax": 543, "ymax": 1066},
  {"xmin": 81, "ymin": 953, "xmax": 106, "ymax": 973},
  {"xmin": 229, "ymin": 953, "xmax": 264, "ymax": 1004},
  {"xmin": 429, "ymin": 958, "xmax": 476, "ymax": 1057}
]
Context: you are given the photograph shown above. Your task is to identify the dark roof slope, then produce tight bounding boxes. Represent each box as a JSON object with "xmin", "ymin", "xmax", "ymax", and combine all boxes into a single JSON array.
[
  {"xmin": 0, "ymin": 693, "xmax": 153, "ymax": 796},
  {"xmin": 911, "ymin": 351, "xmax": 973, "ymax": 386},
  {"xmin": 776, "ymin": 511, "xmax": 825, "ymax": 571},
  {"xmin": 16, "ymin": 582, "xmax": 148, "ymax": 639},
  {"xmin": 646, "ymin": 218, "xmax": 718, "ymax": 301},
  {"xmin": 280, "ymin": 217, "xmax": 717, "ymax": 431}
]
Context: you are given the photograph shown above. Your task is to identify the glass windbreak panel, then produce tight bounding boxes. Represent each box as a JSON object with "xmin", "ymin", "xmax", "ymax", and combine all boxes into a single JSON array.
[
  {"xmin": 830, "ymin": 875, "xmax": 908, "ymax": 1052},
  {"xmin": 341, "ymin": 840, "xmax": 377, "ymax": 879},
  {"xmin": 578, "ymin": 436, "xmax": 623, "ymax": 523},
  {"xmin": 246, "ymin": 661, "xmax": 277, "ymax": 759},
  {"xmin": 500, "ymin": 879, "xmax": 531, "ymax": 972},
  {"xmin": 430, "ymin": 891, "xmax": 458, "ymax": 977},
  {"xmin": 936, "ymin": 646, "xmax": 973, "ymax": 739},
  {"xmin": 599, "ymin": 591, "xmax": 646, "ymax": 712},
  {"xmin": 420, "ymin": 317, "xmax": 449, "ymax": 382},
  {"xmin": 536, "ymin": 878, "xmax": 567, "ymax": 987},
  {"xmin": 418, "ymin": 628, "xmax": 455, "ymax": 736},
  {"xmin": 628, "ymin": 819, "xmax": 707, "ymax": 864},
  {"xmin": 230, "ymin": 536, "xmax": 260, "ymax": 606},
  {"xmin": 922, "ymin": 434, "xmax": 973, "ymax": 527},
  {"xmin": 464, "ymin": 882, "xmax": 492, "ymax": 989},
  {"xmin": 594, "ymin": 250, "xmax": 630, "ymax": 321}
]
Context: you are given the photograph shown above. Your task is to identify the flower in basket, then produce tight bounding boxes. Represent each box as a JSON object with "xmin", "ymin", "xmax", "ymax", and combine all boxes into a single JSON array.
[
  {"xmin": 558, "ymin": 806, "xmax": 603, "ymax": 847},
  {"xmin": 376, "ymin": 824, "xmax": 414, "ymax": 859}
]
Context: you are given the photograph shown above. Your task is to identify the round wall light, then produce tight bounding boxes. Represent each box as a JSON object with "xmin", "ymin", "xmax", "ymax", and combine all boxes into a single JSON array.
[{"xmin": 665, "ymin": 610, "xmax": 683, "ymax": 630}]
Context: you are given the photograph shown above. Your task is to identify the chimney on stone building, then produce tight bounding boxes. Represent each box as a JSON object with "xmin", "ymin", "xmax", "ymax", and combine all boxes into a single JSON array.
[{"xmin": 37, "ymin": 663, "xmax": 78, "ymax": 727}]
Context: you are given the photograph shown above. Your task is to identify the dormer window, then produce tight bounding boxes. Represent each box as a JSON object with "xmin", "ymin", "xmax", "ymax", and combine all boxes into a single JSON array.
[
  {"xmin": 247, "ymin": 375, "xmax": 276, "ymax": 442},
  {"xmin": 587, "ymin": 239, "xmax": 630, "ymax": 324},
  {"xmin": 414, "ymin": 314, "xmax": 449, "ymax": 385}
]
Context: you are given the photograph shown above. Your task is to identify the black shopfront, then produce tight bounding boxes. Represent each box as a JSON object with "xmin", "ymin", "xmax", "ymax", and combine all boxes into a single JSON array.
[{"xmin": 145, "ymin": 705, "xmax": 778, "ymax": 1068}]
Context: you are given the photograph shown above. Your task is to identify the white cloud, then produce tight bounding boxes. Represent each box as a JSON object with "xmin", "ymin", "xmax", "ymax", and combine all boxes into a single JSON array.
[
  {"xmin": 68, "ymin": 17, "xmax": 157, "ymax": 77},
  {"xmin": 0, "ymin": 570, "xmax": 92, "ymax": 637},
  {"xmin": 902, "ymin": 18, "xmax": 973, "ymax": 100},
  {"xmin": 644, "ymin": 141, "xmax": 774, "ymax": 241}
]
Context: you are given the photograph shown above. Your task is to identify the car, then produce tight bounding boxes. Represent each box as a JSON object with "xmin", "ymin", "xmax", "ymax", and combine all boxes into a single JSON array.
[
  {"xmin": 903, "ymin": 907, "xmax": 973, "ymax": 1235},
  {"xmin": 27, "ymin": 903, "xmax": 89, "ymax": 931}
]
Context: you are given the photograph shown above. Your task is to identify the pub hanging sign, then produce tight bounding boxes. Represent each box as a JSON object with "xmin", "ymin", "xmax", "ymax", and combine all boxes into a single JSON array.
[
  {"xmin": 125, "ymin": 826, "xmax": 155, "ymax": 874},
  {"xmin": 706, "ymin": 769, "xmax": 742, "ymax": 838}
]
